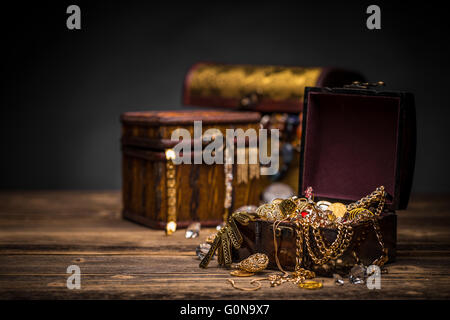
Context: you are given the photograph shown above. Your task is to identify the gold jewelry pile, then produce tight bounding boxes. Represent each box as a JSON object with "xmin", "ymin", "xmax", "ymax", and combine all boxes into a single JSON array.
[
  {"xmin": 258, "ymin": 186, "xmax": 386, "ymax": 227},
  {"xmin": 201, "ymin": 186, "xmax": 389, "ymax": 291}
]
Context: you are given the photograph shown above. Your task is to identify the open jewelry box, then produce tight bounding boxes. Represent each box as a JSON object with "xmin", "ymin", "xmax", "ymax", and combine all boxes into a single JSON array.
[{"xmin": 231, "ymin": 84, "xmax": 416, "ymax": 275}]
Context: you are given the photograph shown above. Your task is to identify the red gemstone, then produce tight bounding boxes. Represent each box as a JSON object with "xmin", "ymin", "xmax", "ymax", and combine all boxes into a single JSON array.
[{"xmin": 301, "ymin": 211, "xmax": 309, "ymax": 218}]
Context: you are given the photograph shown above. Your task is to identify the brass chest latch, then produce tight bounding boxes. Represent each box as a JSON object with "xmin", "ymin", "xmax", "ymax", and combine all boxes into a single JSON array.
[
  {"xmin": 239, "ymin": 91, "xmax": 262, "ymax": 109},
  {"xmin": 275, "ymin": 226, "xmax": 295, "ymax": 239},
  {"xmin": 344, "ymin": 81, "xmax": 385, "ymax": 89}
]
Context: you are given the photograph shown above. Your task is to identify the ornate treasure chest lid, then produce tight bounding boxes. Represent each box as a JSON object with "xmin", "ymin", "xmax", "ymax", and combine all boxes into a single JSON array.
[
  {"xmin": 183, "ymin": 62, "xmax": 364, "ymax": 113},
  {"xmin": 299, "ymin": 83, "xmax": 416, "ymax": 210}
]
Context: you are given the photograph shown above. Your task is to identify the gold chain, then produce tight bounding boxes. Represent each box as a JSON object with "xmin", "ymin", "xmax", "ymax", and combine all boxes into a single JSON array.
[
  {"xmin": 370, "ymin": 217, "xmax": 389, "ymax": 266},
  {"xmin": 294, "ymin": 220, "xmax": 303, "ymax": 271},
  {"xmin": 266, "ymin": 186, "xmax": 387, "ymax": 288},
  {"xmin": 302, "ymin": 222, "xmax": 353, "ymax": 265},
  {"xmin": 346, "ymin": 186, "xmax": 386, "ymax": 213},
  {"xmin": 165, "ymin": 149, "xmax": 177, "ymax": 235},
  {"xmin": 267, "ymin": 219, "xmax": 315, "ymax": 287},
  {"xmin": 291, "ymin": 222, "xmax": 315, "ymax": 284},
  {"xmin": 223, "ymin": 146, "xmax": 233, "ymax": 222},
  {"xmin": 227, "ymin": 278, "xmax": 262, "ymax": 291}
]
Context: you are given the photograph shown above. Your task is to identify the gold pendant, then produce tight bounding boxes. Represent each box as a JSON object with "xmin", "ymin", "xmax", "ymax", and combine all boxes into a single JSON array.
[
  {"xmin": 256, "ymin": 202, "xmax": 284, "ymax": 221},
  {"xmin": 235, "ymin": 253, "xmax": 269, "ymax": 273}
]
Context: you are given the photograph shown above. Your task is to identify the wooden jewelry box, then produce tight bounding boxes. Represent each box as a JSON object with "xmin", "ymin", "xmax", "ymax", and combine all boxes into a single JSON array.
[
  {"xmin": 121, "ymin": 110, "xmax": 262, "ymax": 233},
  {"xmin": 183, "ymin": 62, "xmax": 364, "ymax": 194},
  {"xmin": 231, "ymin": 84, "xmax": 416, "ymax": 275}
]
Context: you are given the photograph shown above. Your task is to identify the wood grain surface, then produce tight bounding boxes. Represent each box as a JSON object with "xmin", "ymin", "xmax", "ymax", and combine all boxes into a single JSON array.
[{"xmin": 0, "ymin": 191, "xmax": 449, "ymax": 299}]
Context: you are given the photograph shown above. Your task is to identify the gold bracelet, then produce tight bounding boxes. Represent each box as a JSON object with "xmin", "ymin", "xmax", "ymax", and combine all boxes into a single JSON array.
[{"xmin": 227, "ymin": 278, "xmax": 262, "ymax": 291}]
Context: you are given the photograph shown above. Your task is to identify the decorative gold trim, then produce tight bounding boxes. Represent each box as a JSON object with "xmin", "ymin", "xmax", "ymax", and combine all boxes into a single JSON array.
[{"xmin": 188, "ymin": 64, "xmax": 322, "ymax": 103}]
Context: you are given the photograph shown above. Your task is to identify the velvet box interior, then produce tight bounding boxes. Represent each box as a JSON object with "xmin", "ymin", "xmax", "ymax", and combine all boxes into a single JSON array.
[{"xmin": 299, "ymin": 87, "xmax": 416, "ymax": 210}]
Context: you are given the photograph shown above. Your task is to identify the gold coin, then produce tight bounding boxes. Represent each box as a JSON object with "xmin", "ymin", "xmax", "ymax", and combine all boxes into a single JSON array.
[
  {"xmin": 328, "ymin": 202, "xmax": 347, "ymax": 218},
  {"xmin": 298, "ymin": 280, "xmax": 323, "ymax": 289},
  {"xmin": 230, "ymin": 270, "xmax": 255, "ymax": 277}
]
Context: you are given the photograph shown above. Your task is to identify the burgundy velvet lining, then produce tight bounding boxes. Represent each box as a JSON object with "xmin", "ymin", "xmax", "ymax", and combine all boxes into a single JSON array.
[{"xmin": 302, "ymin": 92, "xmax": 401, "ymax": 204}]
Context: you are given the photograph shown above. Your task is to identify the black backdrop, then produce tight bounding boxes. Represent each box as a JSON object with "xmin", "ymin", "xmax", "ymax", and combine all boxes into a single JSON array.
[{"xmin": 1, "ymin": 1, "xmax": 449, "ymax": 192}]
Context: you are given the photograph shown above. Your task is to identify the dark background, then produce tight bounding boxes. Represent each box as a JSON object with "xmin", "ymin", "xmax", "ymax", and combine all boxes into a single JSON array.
[{"xmin": 1, "ymin": 1, "xmax": 449, "ymax": 193}]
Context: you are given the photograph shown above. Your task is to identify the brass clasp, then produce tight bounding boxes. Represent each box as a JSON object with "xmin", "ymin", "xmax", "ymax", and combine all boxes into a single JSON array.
[
  {"xmin": 239, "ymin": 91, "xmax": 262, "ymax": 108},
  {"xmin": 275, "ymin": 226, "xmax": 295, "ymax": 238},
  {"xmin": 344, "ymin": 81, "xmax": 385, "ymax": 89}
]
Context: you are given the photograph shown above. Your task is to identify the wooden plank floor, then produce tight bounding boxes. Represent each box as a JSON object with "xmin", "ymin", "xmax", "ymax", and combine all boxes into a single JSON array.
[{"xmin": 0, "ymin": 191, "xmax": 449, "ymax": 299}]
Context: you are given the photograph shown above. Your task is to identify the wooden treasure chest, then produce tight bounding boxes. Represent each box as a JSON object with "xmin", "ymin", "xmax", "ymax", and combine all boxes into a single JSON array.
[
  {"xmin": 200, "ymin": 83, "xmax": 416, "ymax": 276},
  {"xmin": 183, "ymin": 62, "xmax": 365, "ymax": 195},
  {"xmin": 121, "ymin": 110, "xmax": 263, "ymax": 233}
]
